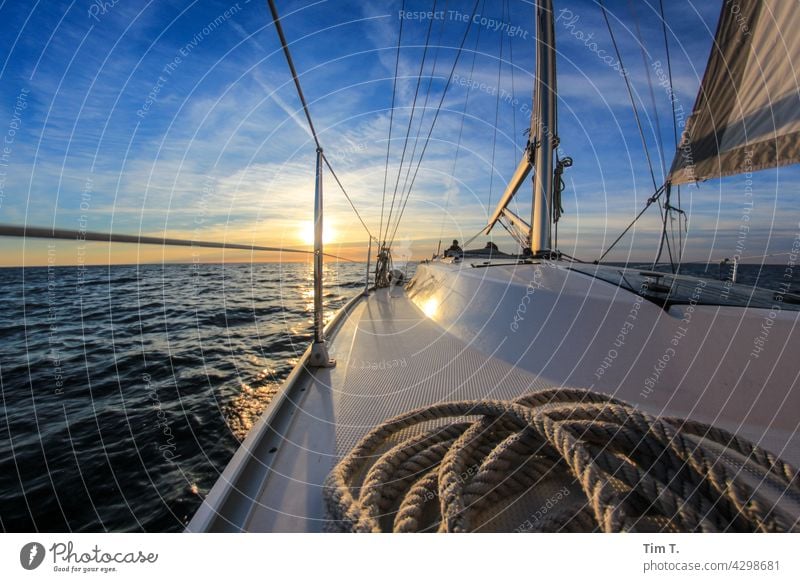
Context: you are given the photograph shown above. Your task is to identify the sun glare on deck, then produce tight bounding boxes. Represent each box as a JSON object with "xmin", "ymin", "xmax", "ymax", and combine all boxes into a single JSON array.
[{"xmin": 421, "ymin": 297, "xmax": 438, "ymax": 318}]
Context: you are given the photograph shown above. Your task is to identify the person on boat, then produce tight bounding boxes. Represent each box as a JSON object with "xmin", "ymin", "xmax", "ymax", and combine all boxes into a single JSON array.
[{"xmin": 444, "ymin": 239, "xmax": 462, "ymax": 257}]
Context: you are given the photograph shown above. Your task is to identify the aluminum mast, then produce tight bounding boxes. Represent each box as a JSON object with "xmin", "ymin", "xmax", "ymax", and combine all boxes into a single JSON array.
[{"xmin": 530, "ymin": 0, "xmax": 557, "ymax": 255}]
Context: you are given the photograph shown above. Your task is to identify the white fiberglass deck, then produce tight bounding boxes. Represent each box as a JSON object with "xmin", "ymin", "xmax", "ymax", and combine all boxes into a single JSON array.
[
  {"xmin": 189, "ymin": 259, "xmax": 800, "ymax": 532},
  {"xmin": 189, "ymin": 284, "xmax": 553, "ymax": 532}
]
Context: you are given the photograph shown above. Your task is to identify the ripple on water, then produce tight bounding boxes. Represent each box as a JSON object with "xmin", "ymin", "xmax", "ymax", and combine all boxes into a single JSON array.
[{"xmin": 0, "ymin": 261, "xmax": 368, "ymax": 532}]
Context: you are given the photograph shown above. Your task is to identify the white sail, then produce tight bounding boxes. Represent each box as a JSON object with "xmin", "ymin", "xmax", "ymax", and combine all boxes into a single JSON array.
[{"xmin": 669, "ymin": 1, "xmax": 800, "ymax": 185}]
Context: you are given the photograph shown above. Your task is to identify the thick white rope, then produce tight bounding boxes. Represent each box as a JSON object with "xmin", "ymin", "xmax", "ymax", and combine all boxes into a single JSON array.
[{"xmin": 324, "ymin": 388, "xmax": 800, "ymax": 532}]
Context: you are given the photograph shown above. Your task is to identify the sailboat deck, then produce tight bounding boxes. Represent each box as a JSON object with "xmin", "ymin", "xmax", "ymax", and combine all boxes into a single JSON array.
[
  {"xmin": 189, "ymin": 259, "xmax": 800, "ymax": 532},
  {"xmin": 194, "ymin": 285, "xmax": 553, "ymax": 532}
]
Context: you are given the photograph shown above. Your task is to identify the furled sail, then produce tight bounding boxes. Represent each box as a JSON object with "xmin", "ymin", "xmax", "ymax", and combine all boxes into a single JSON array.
[{"xmin": 668, "ymin": 1, "xmax": 800, "ymax": 185}]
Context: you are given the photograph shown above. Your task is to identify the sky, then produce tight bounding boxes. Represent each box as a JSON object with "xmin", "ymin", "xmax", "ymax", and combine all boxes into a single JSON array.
[{"xmin": 0, "ymin": 0, "xmax": 798, "ymax": 266}]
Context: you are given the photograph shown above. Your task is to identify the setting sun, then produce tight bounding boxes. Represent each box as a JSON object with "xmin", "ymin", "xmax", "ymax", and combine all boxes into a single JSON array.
[{"xmin": 298, "ymin": 220, "xmax": 336, "ymax": 245}]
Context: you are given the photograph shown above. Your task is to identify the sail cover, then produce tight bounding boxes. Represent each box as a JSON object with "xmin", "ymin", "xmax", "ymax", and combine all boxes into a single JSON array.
[{"xmin": 668, "ymin": 1, "xmax": 800, "ymax": 184}]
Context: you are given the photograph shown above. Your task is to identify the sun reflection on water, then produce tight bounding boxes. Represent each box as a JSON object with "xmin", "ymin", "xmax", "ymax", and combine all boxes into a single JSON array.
[{"xmin": 223, "ymin": 381, "xmax": 282, "ymax": 441}]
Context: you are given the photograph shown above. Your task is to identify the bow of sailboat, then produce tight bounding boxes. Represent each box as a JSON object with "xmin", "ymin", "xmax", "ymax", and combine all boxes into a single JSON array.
[
  {"xmin": 188, "ymin": 0, "xmax": 800, "ymax": 533},
  {"xmin": 189, "ymin": 257, "xmax": 800, "ymax": 532}
]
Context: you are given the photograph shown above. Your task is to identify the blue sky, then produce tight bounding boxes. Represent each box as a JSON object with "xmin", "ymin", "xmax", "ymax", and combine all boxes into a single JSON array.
[{"xmin": 0, "ymin": 0, "xmax": 798, "ymax": 265}]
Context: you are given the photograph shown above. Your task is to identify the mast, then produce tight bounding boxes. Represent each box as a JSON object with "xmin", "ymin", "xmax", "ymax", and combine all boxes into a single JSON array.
[
  {"xmin": 530, "ymin": 0, "xmax": 557, "ymax": 255},
  {"xmin": 470, "ymin": 0, "xmax": 564, "ymax": 252}
]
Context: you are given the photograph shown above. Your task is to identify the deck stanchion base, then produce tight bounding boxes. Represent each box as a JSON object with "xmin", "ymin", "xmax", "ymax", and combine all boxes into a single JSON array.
[{"xmin": 309, "ymin": 341, "xmax": 336, "ymax": 368}]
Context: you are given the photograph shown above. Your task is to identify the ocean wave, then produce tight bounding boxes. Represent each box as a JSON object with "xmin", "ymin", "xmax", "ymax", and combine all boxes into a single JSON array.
[{"xmin": 0, "ymin": 261, "xmax": 367, "ymax": 531}]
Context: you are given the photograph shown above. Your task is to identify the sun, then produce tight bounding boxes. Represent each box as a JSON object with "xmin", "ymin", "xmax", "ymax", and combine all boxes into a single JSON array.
[{"xmin": 299, "ymin": 220, "xmax": 336, "ymax": 245}]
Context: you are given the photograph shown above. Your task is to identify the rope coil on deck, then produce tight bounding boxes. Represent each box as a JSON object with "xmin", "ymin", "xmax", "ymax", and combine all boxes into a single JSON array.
[{"xmin": 323, "ymin": 388, "xmax": 800, "ymax": 532}]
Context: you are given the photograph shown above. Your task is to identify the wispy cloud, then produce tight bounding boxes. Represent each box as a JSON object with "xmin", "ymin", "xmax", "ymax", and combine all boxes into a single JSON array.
[{"xmin": 1, "ymin": 0, "xmax": 799, "ymax": 266}]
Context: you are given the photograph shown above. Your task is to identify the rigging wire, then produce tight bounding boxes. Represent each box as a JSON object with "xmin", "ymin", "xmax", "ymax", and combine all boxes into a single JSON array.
[
  {"xmin": 397, "ymin": 1, "xmax": 451, "ymax": 212},
  {"xmin": 598, "ymin": 0, "xmax": 673, "ymax": 269},
  {"xmin": 508, "ymin": 0, "xmax": 518, "ymax": 161},
  {"xmin": 2, "ymin": 1, "xmax": 376, "ymax": 265},
  {"xmin": 595, "ymin": 184, "xmax": 665, "ymax": 264},
  {"xmin": 652, "ymin": 189, "xmax": 674, "ymax": 271},
  {"xmin": 628, "ymin": 0, "xmax": 666, "ymax": 180},
  {"xmin": 464, "ymin": 222, "xmax": 498, "ymax": 249},
  {"xmin": 321, "ymin": 153, "xmax": 375, "ymax": 241},
  {"xmin": 267, "ymin": 0, "xmax": 321, "ymax": 150},
  {"xmin": 653, "ymin": 189, "xmax": 676, "ymax": 270},
  {"xmin": 379, "ymin": 0, "xmax": 407, "ymax": 249},
  {"xmin": 267, "ymin": 0, "xmax": 374, "ymax": 242},
  {"xmin": 598, "ymin": 0, "xmax": 659, "ymax": 193},
  {"xmin": 436, "ymin": 0, "xmax": 486, "ymax": 250},
  {"xmin": 634, "ymin": 1, "xmax": 674, "ymax": 271},
  {"xmin": 659, "ymin": 0, "xmax": 684, "ymax": 264},
  {"xmin": 504, "ymin": 0, "xmax": 521, "ymax": 251},
  {"xmin": 387, "ymin": 0, "xmax": 481, "ymax": 247},
  {"xmin": 497, "ymin": 217, "xmax": 527, "ymax": 250},
  {"xmin": 659, "ymin": 0, "xmax": 678, "ymax": 154},
  {"xmin": 487, "ymin": 0, "xmax": 506, "ymax": 213},
  {"xmin": 382, "ymin": 0, "xmax": 439, "ymax": 245}
]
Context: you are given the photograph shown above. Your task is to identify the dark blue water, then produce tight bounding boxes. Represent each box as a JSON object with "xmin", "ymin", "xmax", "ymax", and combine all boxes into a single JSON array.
[
  {"xmin": 0, "ymin": 260, "xmax": 791, "ymax": 532},
  {"xmin": 0, "ymin": 261, "xmax": 366, "ymax": 532}
]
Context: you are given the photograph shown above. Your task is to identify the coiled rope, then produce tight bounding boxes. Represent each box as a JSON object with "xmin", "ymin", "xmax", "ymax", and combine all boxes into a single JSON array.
[{"xmin": 324, "ymin": 388, "xmax": 800, "ymax": 532}]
